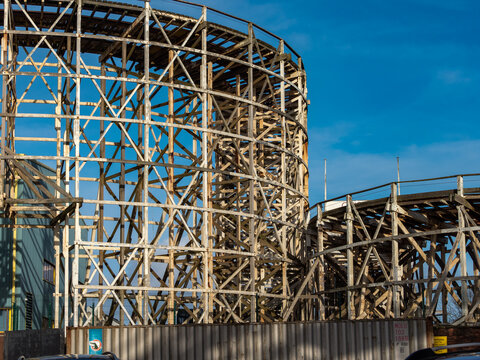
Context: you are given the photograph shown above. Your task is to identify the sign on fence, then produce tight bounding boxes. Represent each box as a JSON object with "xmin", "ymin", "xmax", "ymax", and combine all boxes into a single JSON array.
[
  {"xmin": 88, "ymin": 328, "xmax": 103, "ymax": 355},
  {"xmin": 394, "ymin": 321, "xmax": 410, "ymax": 359}
]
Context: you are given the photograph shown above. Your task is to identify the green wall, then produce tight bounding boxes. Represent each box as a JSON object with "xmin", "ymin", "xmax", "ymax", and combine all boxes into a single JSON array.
[{"xmin": 0, "ymin": 160, "xmax": 87, "ymax": 330}]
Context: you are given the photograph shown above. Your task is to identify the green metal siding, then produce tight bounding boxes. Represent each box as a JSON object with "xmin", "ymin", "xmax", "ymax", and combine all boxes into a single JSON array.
[
  {"xmin": 0, "ymin": 218, "xmax": 13, "ymax": 310},
  {"xmin": 0, "ymin": 161, "xmax": 88, "ymax": 330}
]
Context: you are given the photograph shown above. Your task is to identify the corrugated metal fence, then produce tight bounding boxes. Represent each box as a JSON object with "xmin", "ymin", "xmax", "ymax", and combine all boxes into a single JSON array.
[{"xmin": 67, "ymin": 319, "xmax": 432, "ymax": 360}]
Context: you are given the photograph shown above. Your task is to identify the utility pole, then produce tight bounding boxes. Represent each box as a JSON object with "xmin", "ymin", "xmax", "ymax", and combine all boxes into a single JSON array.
[
  {"xmin": 396, "ymin": 156, "xmax": 401, "ymax": 195},
  {"xmin": 324, "ymin": 159, "xmax": 327, "ymax": 202}
]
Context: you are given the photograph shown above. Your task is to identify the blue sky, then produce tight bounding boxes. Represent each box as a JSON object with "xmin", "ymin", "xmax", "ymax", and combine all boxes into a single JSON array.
[{"xmin": 167, "ymin": 0, "xmax": 480, "ymax": 204}]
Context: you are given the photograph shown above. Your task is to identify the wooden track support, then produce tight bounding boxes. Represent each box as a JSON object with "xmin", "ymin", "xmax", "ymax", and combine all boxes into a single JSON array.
[
  {"xmin": 301, "ymin": 176, "xmax": 480, "ymax": 325},
  {"xmin": 0, "ymin": 0, "xmax": 309, "ymax": 326}
]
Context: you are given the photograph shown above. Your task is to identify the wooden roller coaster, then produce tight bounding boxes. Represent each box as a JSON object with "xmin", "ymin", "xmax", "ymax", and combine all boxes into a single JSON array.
[{"xmin": 298, "ymin": 175, "xmax": 480, "ymax": 325}]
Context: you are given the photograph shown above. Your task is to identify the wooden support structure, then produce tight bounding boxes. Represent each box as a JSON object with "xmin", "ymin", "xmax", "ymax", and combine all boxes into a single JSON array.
[
  {"xmin": 305, "ymin": 176, "xmax": 480, "ymax": 325},
  {"xmin": 0, "ymin": 0, "xmax": 308, "ymax": 325}
]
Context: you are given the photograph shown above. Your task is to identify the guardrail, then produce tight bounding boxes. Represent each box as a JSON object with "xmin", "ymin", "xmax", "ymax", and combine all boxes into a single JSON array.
[{"xmin": 309, "ymin": 173, "xmax": 480, "ymax": 220}]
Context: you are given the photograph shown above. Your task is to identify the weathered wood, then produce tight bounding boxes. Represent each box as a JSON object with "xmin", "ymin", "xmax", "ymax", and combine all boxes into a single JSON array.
[
  {"xmin": 310, "ymin": 179, "xmax": 480, "ymax": 324},
  {"xmin": 0, "ymin": 1, "xmax": 308, "ymax": 326}
]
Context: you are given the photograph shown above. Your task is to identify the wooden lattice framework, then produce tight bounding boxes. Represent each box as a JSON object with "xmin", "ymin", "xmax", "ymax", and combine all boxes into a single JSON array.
[
  {"xmin": 297, "ymin": 176, "xmax": 480, "ymax": 325},
  {"xmin": 0, "ymin": 0, "xmax": 308, "ymax": 326}
]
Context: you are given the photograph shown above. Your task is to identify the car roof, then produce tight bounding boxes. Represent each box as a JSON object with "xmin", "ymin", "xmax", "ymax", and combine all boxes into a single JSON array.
[
  {"xmin": 438, "ymin": 352, "xmax": 480, "ymax": 358},
  {"xmin": 24, "ymin": 355, "xmax": 115, "ymax": 360},
  {"xmin": 407, "ymin": 348, "xmax": 480, "ymax": 360}
]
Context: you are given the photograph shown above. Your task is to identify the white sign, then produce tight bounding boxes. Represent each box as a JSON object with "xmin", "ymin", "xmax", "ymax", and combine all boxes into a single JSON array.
[{"xmin": 394, "ymin": 321, "xmax": 409, "ymax": 359}]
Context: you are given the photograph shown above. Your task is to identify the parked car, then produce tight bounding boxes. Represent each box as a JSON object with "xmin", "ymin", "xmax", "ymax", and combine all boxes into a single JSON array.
[
  {"xmin": 18, "ymin": 353, "xmax": 119, "ymax": 360},
  {"xmin": 406, "ymin": 343, "xmax": 480, "ymax": 360}
]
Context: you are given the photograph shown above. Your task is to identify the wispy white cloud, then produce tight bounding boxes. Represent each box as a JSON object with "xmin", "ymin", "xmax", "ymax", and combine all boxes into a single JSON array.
[
  {"xmin": 308, "ymin": 121, "xmax": 357, "ymax": 149},
  {"xmin": 437, "ymin": 70, "xmax": 472, "ymax": 84},
  {"xmin": 405, "ymin": 0, "xmax": 472, "ymax": 12},
  {"xmin": 197, "ymin": 0, "xmax": 311, "ymax": 46},
  {"xmin": 308, "ymin": 140, "xmax": 480, "ymax": 203}
]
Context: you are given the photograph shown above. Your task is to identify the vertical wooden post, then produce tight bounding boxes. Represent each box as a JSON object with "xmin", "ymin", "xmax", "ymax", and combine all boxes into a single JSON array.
[
  {"xmin": 279, "ymin": 40, "xmax": 289, "ymax": 315},
  {"xmin": 73, "ymin": 0, "xmax": 83, "ymax": 326},
  {"xmin": 457, "ymin": 175, "xmax": 468, "ymax": 319},
  {"xmin": 63, "ymin": 34, "xmax": 72, "ymax": 330},
  {"xmin": 297, "ymin": 57, "xmax": 306, "ymax": 258},
  {"xmin": 391, "ymin": 183, "xmax": 400, "ymax": 318},
  {"xmin": 191, "ymin": 97, "xmax": 198, "ymax": 314},
  {"xmin": 346, "ymin": 195, "xmax": 354, "ymax": 319},
  {"xmin": 235, "ymin": 75, "xmax": 242, "ymax": 319},
  {"xmin": 247, "ymin": 22, "xmax": 257, "ymax": 322},
  {"xmin": 359, "ymin": 265, "xmax": 367, "ymax": 317},
  {"xmin": 207, "ymin": 61, "xmax": 214, "ymax": 322},
  {"xmin": 143, "ymin": 0, "xmax": 151, "ymax": 325},
  {"xmin": 119, "ymin": 40, "xmax": 127, "ymax": 327},
  {"xmin": 167, "ymin": 49, "xmax": 175, "ymax": 325},
  {"xmin": 99, "ymin": 62, "xmax": 106, "ymax": 324},
  {"xmin": 475, "ymin": 243, "xmax": 480, "ymax": 322},
  {"xmin": 54, "ymin": 57, "xmax": 62, "ymax": 328},
  {"xmin": 0, "ymin": 0, "xmax": 8, "ymax": 203},
  {"xmin": 441, "ymin": 242, "xmax": 448, "ymax": 322},
  {"xmin": 200, "ymin": 6, "xmax": 210, "ymax": 323},
  {"xmin": 426, "ymin": 233, "xmax": 437, "ymax": 312},
  {"xmin": 317, "ymin": 204, "xmax": 325, "ymax": 320},
  {"xmin": 54, "ymin": 224, "xmax": 60, "ymax": 327}
]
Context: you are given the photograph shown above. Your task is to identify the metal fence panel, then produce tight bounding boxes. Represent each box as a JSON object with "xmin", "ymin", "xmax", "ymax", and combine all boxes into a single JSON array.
[
  {"xmin": 67, "ymin": 319, "xmax": 431, "ymax": 360},
  {"xmin": 4, "ymin": 329, "xmax": 64, "ymax": 359}
]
